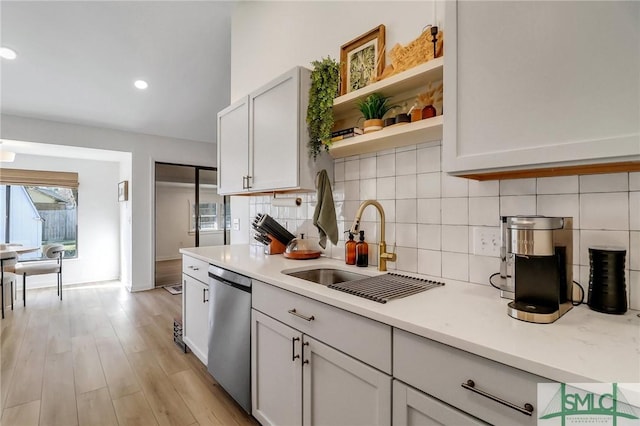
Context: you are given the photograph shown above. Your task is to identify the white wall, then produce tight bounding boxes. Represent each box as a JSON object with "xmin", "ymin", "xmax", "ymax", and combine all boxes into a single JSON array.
[
  {"xmin": 1, "ymin": 114, "xmax": 217, "ymax": 291},
  {"xmin": 2, "ymin": 153, "xmax": 121, "ymax": 288}
]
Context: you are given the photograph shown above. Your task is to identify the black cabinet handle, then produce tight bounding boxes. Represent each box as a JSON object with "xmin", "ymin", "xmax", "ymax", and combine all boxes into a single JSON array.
[
  {"xmin": 291, "ymin": 337, "xmax": 300, "ymax": 361},
  {"xmin": 203, "ymin": 288, "xmax": 209, "ymax": 303},
  {"xmin": 461, "ymin": 379, "xmax": 534, "ymax": 416}
]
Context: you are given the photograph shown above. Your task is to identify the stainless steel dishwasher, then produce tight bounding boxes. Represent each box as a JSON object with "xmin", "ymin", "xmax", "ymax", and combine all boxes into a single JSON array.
[{"xmin": 207, "ymin": 265, "xmax": 252, "ymax": 413}]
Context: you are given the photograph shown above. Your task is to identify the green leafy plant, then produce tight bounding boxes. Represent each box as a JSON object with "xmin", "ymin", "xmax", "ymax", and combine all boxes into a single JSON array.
[
  {"xmin": 357, "ymin": 93, "xmax": 393, "ymax": 120},
  {"xmin": 307, "ymin": 57, "xmax": 340, "ymax": 160}
]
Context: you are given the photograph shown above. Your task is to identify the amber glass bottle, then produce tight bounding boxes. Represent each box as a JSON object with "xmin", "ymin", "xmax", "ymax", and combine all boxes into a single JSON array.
[
  {"xmin": 355, "ymin": 231, "xmax": 369, "ymax": 267},
  {"xmin": 345, "ymin": 232, "xmax": 356, "ymax": 265}
]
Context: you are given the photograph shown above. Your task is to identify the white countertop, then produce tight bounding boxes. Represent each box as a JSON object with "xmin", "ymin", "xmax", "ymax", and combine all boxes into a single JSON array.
[{"xmin": 180, "ymin": 245, "xmax": 640, "ymax": 384}]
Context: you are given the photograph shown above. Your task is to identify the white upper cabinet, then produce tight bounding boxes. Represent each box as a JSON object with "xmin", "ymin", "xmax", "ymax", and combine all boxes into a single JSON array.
[
  {"xmin": 217, "ymin": 67, "xmax": 333, "ymax": 195},
  {"xmin": 443, "ymin": 1, "xmax": 640, "ymax": 177}
]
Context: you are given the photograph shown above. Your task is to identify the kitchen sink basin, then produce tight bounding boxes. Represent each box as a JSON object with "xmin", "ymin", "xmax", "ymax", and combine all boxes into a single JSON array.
[{"xmin": 284, "ymin": 268, "xmax": 368, "ymax": 286}]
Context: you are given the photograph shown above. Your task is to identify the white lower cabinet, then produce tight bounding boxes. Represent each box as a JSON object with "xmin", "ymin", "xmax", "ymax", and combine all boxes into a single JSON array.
[
  {"xmin": 393, "ymin": 380, "xmax": 485, "ymax": 426},
  {"xmin": 182, "ymin": 274, "xmax": 209, "ymax": 364},
  {"xmin": 251, "ymin": 307, "xmax": 392, "ymax": 426}
]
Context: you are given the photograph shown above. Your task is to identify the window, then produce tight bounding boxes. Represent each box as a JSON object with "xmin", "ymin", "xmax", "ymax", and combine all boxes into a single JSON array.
[
  {"xmin": 1, "ymin": 185, "xmax": 78, "ymax": 259},
  {"xmin": 191, "ymin": 202, "xmax": 221, "ymax": 232}
]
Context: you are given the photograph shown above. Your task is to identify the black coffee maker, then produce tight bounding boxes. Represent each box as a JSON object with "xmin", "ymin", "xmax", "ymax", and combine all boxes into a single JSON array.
[
  {"xmin": 501, "ymin": 216, "xmax": 573, "ymax": 324},
  {"xmin": 588, "ymin": 247, "xmax": 627, "ymax": 314}
]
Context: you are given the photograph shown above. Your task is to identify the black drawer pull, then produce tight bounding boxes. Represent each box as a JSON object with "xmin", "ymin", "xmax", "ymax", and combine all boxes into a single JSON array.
[{"xmin": 461, "ymin": 379, "xmax": 534, "ymax": 416}]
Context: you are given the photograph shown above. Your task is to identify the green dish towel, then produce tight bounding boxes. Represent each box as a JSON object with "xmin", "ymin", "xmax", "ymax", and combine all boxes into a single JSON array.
[{"xmin": 313, "ymin": 170, "xmax": 338, "ymax": 249}]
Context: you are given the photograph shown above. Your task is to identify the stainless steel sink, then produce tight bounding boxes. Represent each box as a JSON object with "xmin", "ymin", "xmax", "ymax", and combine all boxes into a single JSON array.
[{"xmin": 284, "ymin": 268, "xmax": 368, "ymax": 286}]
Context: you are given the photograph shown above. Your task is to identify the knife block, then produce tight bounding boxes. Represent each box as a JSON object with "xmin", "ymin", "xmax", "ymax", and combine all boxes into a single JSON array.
[{"xmin": 264, "ymin": 236, "xmax": 286, "ymax": 255}]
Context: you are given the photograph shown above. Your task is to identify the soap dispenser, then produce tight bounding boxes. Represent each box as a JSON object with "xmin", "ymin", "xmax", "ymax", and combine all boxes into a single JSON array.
[
  {"xmin": 345, "ymin": 232, "xmax": 356, "ymax": 265},
  {"xmin": 356, "ymin": 230, "xmax": 369, "ymax": 267}
]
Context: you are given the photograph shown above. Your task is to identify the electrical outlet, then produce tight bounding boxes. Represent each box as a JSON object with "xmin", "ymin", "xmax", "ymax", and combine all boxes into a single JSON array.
[
  {"xmin": 232, "ymin": 218, "xmax": 240, "ymax": 231},
  {"xmin": 473, "ymin": 227, "xmax": 501, "ymax": 257}
]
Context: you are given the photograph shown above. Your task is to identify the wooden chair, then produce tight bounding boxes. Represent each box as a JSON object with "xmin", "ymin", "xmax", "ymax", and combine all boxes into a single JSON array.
[
  {"xmin": 0, "ymin": 251, "xmax": 18, "ymax": 319},
  {"xmin": 14, "ymin": 244, "xmax": 65, "ymax": 306}
]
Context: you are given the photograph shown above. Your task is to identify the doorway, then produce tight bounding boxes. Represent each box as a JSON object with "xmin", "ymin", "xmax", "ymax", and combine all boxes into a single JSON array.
[{"xmin": 154, "ymin": 163, "xmax": 228, "ymax": 288}]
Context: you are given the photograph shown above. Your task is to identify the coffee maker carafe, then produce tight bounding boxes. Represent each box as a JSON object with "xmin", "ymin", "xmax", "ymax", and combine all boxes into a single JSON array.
[{"xmin": 501, "ymin": 216, "xmax": 573, "ymax": 324}]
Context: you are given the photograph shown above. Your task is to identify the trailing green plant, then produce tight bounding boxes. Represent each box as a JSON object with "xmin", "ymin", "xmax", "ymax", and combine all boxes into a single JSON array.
[
  {"xmin": 357, "ymin": 93, "xmax": 393, "ymax": 120},
  {"xmin": 307, "ymin": 57, "xmax": 340, "ymax": 160}
]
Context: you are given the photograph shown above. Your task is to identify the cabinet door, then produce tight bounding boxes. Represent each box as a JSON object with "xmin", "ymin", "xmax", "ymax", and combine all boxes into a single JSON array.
[
  {"xmin": 393, "ymin": 380, "xmax": 486, "ymax": 426},
  {"xmin": 250, "ymin": 68, "xmax": 299, "ymax": 192},
  {"xmin": 252, "ymin": 310, "xmax": 302, "ymax": 426},
  {"xmin": 443, "ymin": 1, "xmax": 640, "ymax": 175},
  {"xmin": 217, "ymin": 97, "xmax": 249, "ymax": 195},
  {"xmin": 302, "ymin": 335, "xmax": 391, "ymax": 426},
  {"xmin": 183, "ymin": 274, "xmax": 209, "ymax": 364}
]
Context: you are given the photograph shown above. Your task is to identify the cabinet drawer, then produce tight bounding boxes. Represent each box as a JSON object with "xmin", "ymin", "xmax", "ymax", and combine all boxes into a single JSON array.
[
  {"xmin": 182, "ymin": 255, "xmax": 209, "ymax": 283},
  {"xmin": 253, "ymin": 280, "xmax": 391, "ymax": 374},
  {"xmin": 394, "ymin": 329, "xmax": 549, "ymax": 426}
]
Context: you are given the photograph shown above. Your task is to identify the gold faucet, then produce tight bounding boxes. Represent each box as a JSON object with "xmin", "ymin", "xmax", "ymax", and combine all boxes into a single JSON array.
[{"xmin": 349, "ymin": 200, "xmax": 397, "ymax": 271}]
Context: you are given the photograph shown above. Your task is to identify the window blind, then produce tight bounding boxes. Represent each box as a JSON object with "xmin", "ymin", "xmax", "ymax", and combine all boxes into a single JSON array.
[{"xmin": 0, "ymin": 168, "xmax": 79, "ymax": 188}]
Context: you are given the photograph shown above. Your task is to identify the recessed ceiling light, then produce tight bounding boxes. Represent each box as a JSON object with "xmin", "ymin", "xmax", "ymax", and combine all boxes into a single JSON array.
[
  {"xmin": 0, "ymin": 47, "xmax": 17, "ymax": 60},
  {"xmin": 134, "ymin": 80, "xmax": 148, "ymax": 90}
]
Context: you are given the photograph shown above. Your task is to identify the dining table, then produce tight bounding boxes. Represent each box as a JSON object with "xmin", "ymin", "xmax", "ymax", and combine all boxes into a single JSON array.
[{"xmin": 1, "ymin": 245, "xmax": 40, "ymax": 318}]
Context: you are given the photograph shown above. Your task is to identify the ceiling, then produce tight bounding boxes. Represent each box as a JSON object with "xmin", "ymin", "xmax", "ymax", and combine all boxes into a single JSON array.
[{"xmin": 0, "ymin": 1, "xmax": 232, "ymax": 144}]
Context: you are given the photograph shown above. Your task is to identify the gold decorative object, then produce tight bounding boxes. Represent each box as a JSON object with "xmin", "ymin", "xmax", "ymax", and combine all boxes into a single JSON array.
[
  {"xmin": 417, "ymin": 80, "xmax": 443, "ymax": 115},
  {"xmin": 377, "ymin": 27, "xmax": 443, "ymax": 82}
]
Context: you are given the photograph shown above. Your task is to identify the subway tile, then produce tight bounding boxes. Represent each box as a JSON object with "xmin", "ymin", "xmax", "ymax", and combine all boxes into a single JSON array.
[
  {"xmin": 417, "ymin": 224, "xmax": 441, "ymax": 250},
  {"xmin": 441, "ymin": 225, "xmax": 468, "ymax": 253},
  {"xmin": 417, "ymin": 145, "xmax": 441, "ymax": 173},
  {"xmin": 579, "ymin": 230, "xmax": 629, "ymax": 266},
  {"xmin": 630, "ymin": 192, "xmax": 639, "ymax": 231},
  {"xmin": 441, "ymin": 198, "xmax": 468, "ymax": 225},
  {"xmin": 469, "ymin": 255, "xmax": 500, "ymax": 286},
  {"xmin": 630, "ymin": 172, "xmax": 640, "ymax": 191},
  {"xmin": 442, "ymin": 252, "xmax": 469, "ymax": 281},
  {"xmin": 580, "ymin": 193, "xmax": 629, "ymax": 230},
  {"xmin": 396, "ymin": 175, "xmax": 417, "ymax": 199},
  {"xmin": 580, "ymin": 173, "xmax": 628, "ymax": 193},
  {"xmin": 417, "ymin": 198, "xmax": 441, "ymax": 224},
  {"xmin": 396, "ymin": 145, "xmax": 416, "ymax": 153},
  {"xmin": 395, "ymin": 247, "xmax": 418, "ymax": 273},
  {"xmin": 377, "ymin": 177, "xmax": 396, "ymax": 200},
  {"xmin": 359, "ymin": 156, "xmax": 376, "ymax": 179},
  {"xmin": 468, "ymin": 180, "xmax": 499, "ymax": 197},
  {"xmin": 630, "ymin": 271, "xmax": 640, "ymax": 310},
  {"xmin": 296, "ymin": 202, "xmax": 308, "ymax": 221},
  {"xmin": 536, "ymin": 176, "xmax": 579, "ymax": 195},
  {"xmin": 332, "ymin": 240, "xmax": 345, "ymax": 261},
  {"xmin": 441, "ymin": 173, "xmax": 469, "ymax": 198},
  {"xmin": 342, "ymin": 201, "xmax": 360, "ymax": 223},
  {"xmin": 537, "ymin": 194, "xmax": 580, "ymax": 228},
  {"xmin": 500, "ymin": 178, "xmax": 536, "ymax": 196},
  {"xmin": 417, "ymin": 173, "xmax": 441, "ymax": 199},
  {"xmin": 344, "ymin": 159, "xmax": 359, "ymax": 181},
  {"xmin": 630, "ymin": 232, "xmax": 640, "ymax": 271},
  {"xmin": 418, "ymin": 249, "xmax": 442, "ymax": 277},
  {"xmin": 396, "ymin": 223, "xmax": 418, "ymax": 248},
  {"xmin": 396, "ymin": 199, "xmax": 417, "ymax": 223},
  {"xmin": 359, "ymin": 178, "xmax": 376, "ymax": 201},
  {"xmin": 360, "ymin": 152, "xmax": 376, "ymax": 159},
  {"xmin": 334, "ymin": 160, "xmax": 345, "ymax": 183},
  {"xmin": 333, "ymin": 182, "xmax": 345, "ymax": 202},
  {"xmin": 344, "ymin": 180, "xmax": 360, "ymax": 201},
  {"xmin": 500, "ymin": 195, "xmax": 536, "ymax": 216},
  {"xmin": 469, "ymin": 197, "xmax": 500, "ymax": 227},
  {"xmin": 396, "ymin": 149, "xmax": 417, "ymax": 176},
  {"xmin": 385, "ymin": 223, "xmax": 396, "ymax": 246},
  {"xmin": 360, "ymin": 204, "xmax": 377, "ymax": 222},
  {"xmin": 376, "ymin": 153, "xmax": 395, "ymax": 177},
  {"xmin": 358, "ymin": 221, "xmax": 378, "ymax": 243}
]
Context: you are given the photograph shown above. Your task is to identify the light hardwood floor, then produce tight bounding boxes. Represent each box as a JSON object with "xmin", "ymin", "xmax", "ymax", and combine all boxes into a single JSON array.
[
  {"xmin": 155, "ymin": 259, "xmax": 182, "ymax": 288},
  {"xmin": 0, "ymin": 282, "xmax": 257, "ymax": 426}
]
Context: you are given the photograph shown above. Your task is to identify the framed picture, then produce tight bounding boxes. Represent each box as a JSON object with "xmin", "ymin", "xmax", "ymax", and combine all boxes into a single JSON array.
[
  {"xmin": 118, "ymin": 181, "xmax": 128, "ymax": 202},
  {"xmin": 340, "ymin": 25, "xmax": 386, "ymax": 95}
]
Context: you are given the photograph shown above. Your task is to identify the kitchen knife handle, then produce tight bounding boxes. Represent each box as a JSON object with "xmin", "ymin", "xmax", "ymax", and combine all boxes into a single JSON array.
[
  {"xmin": 461, "ymin": 380, "xmax": 534, "ymax": 416},
  {"xmin": 288, "ymin": 308, "xmax": 315, "ymax": 322}
]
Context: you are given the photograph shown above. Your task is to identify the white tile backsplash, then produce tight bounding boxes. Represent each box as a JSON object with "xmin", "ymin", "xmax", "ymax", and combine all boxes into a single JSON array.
[
  {"xmin": 251, "ymin": 144, "xmax": 639, "ymax": 310},
  {"xmin": 417, "ymin": 145, "xmax": 441, "ymax": 173},
  {"xmin": 500, "ymin": 178, "xmax": 536, "ymax": 196},
  {"xmin": 537, "ymin": 176, "xmax": 579, "ymax": 194},
  {"xmin": 580, "ymin": 193, "xmax": 629, "ymax": 230},
  {"xmin": 580, "ymin": 173, "xmax": 628, "ymax": 193},
  {"xmin": 441, "ymin": 198, "xmax": 468, "ymax": 225}
]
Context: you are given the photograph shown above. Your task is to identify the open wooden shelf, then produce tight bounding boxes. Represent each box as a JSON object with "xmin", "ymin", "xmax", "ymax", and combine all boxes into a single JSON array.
[
  {"xmin": 333, "ymin": 57, "xmax": 443, "ymax": 116},
  {"xmin": 328, "ymin": 115, "xmax": 443, "ymax": 158}
]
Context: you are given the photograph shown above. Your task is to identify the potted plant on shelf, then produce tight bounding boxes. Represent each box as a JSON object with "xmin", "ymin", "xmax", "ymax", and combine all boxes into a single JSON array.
[
  {"xmin": 307, "ymin": 57, "xmax": 340, "ymax": 160},
  {"xmin": 357, "ymin": 93, "xmax": 393, "ymax": 133}
]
